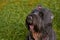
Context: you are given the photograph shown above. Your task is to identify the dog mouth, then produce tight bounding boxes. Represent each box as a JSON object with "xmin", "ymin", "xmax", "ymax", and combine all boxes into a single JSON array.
[
  {"xmin": 29, "ymin": 24, "xmax": 34, "ymax": 32},
  {"xmin": 29, "ymin": 24, "xmax": 43, "ymax": 33}
]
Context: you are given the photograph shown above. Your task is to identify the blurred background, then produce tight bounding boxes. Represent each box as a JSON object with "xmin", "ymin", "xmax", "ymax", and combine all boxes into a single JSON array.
[{"xmin": 0, "ymin": 0, "xmax": 60, "ymax": 40}]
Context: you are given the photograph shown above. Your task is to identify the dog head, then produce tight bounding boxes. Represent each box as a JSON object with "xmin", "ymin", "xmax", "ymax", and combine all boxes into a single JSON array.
[
  {"xmin": 26, "ymin": 5, "xmax": 54, "ymax": 33},
  {"xmin": 26, "ymin": 6, "xmax": 44, "ymax": 32}
]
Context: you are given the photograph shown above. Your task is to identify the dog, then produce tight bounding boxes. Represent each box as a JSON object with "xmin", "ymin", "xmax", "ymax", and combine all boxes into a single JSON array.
[{"xmin": 25, "ymin": 5, "xmax": 56, "ymax": 40}]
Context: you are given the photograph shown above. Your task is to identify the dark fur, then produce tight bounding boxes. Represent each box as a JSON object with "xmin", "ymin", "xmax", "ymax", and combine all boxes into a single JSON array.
[{"xmin": 26, "ymin": 6, "xmax": 56, "ymax": 40}]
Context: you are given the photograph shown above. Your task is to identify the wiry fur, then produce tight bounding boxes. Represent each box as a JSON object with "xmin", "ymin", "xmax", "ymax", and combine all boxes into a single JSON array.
[{"xmin": 25, "ymin": 6, "xmax": 56, "ymax": 40}]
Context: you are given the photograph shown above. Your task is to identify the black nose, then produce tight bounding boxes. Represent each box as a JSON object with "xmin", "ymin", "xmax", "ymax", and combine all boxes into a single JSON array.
[
  {"xmin": 28, "ymin": 16, "xmax": 32, "ymax": 20},
  {"xmin": 27, "ymin": 16, "xmax": 32, "ymax": 24}
]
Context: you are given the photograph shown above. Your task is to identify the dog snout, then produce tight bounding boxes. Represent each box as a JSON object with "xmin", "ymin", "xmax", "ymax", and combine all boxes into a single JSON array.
[{"xmin": 27, "ymin": 16, "xmax": 33, "ymax": 24}]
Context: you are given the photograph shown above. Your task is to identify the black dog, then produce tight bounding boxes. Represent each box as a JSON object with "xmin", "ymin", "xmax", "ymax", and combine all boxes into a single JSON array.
[{"xmin": 26, "ymin": 5, "xmax": 56, "ymax": 40}]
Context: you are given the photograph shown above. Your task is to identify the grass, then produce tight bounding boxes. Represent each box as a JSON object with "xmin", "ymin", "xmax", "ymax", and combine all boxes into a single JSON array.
[{"xmin": 0, "ymin": 0, "xmax": 60, "ymax": 40}]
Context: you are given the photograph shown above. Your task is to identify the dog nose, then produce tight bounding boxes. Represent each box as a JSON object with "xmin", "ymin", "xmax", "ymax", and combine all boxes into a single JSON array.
[
  {"xmin": 27, "ymin": 16, "xmax": 32, "ymax": 24},
  {"xmin": 28, "ymin": 16, "xmax": 32, "ymax": 20}
]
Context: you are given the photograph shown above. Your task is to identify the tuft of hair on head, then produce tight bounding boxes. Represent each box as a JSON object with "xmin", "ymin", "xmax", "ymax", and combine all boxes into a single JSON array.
[{"xmin": 36, "ymin": 5, "xmax": 42, "ymax": 10}]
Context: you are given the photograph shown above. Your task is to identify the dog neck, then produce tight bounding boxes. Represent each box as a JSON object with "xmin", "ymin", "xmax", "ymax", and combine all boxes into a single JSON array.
[
  {"xmin": 30, "ymin": 30, "xmax": 48, "ymax": 40},
  {"xmin": 29, "ymin": 25, "xmax": 48, "ymax": 40}
]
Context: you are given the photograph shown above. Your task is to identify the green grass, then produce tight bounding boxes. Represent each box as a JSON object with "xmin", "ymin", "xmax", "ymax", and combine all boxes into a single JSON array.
[{"xmin": 0, "ymin": 0, "xmax": 60, "ymax": 40}]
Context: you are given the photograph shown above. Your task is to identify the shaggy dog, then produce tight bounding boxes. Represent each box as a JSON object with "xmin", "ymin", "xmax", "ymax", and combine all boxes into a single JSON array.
[{"xmin": 25, "ymin": 5, "xmax": 56, "ymax": 40}]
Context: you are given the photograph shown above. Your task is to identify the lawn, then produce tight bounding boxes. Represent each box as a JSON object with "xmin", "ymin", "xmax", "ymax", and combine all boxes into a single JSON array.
[{"xmin": 0, "ymin": 0, "xmax": 60, "ymax": 40}]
